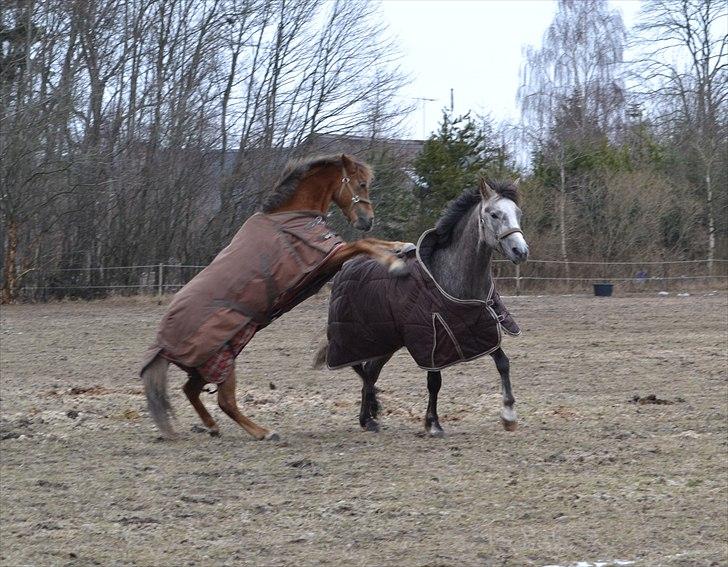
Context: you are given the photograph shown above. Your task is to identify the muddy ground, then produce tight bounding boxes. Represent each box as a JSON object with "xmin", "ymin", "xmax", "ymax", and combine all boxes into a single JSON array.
[{"xmin": 1, "ymin": 292, "xmax": 726, "ymax": 567}]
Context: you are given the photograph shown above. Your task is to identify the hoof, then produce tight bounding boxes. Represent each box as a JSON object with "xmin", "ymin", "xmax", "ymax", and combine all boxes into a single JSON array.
[
  {"xmin": 192, "ymin": 424, "xmax": 220, "ymax": 437},
  {"xmin": 155, "ymin": 431, "xmax": 179, "ymax": 442},
  {"xmin": 263, "ymin": 431, "xmax": 280, "ymax": 442},
  {"xmin": 428, "ymin": 425, "xmax": 445, "ymax": 438},
  {"xmin": 362, "ymin": 420, "xmax": 380, "ymax": 432},
  {"xmin": 388, "ymin": 259, "xmax": 409, "ymax": 277},
  {"xmin": 500, "ymin": 407, "xmax": 518, "ymax": 431}
]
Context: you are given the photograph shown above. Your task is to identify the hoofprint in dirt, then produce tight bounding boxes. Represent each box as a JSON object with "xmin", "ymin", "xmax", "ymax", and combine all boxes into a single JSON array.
[{"xmin": 1, "ymin": 293, "xmax": 726, "ymax": 566}]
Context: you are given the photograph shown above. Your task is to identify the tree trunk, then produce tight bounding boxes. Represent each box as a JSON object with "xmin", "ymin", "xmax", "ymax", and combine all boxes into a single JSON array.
[
  {"xmin": 2, "ymin": 220, "xmax": 19, "ymax": 304},
  {"xmin": 706, "ymin": 167, "xmax": 714, "ymax": 275},
  {"xmin": 558, "ymin": 158, "xmax": 570, "ymax": 282}
]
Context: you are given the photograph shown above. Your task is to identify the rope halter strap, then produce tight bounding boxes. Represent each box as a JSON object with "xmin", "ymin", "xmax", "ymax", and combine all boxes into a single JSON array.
[
  {"xmin": 497, "ymin": 227, "xmax": 524, "ymax": 242},
  {"xmin": 336, "ymin": 166, "xmax": 371, "ymax": 213}
]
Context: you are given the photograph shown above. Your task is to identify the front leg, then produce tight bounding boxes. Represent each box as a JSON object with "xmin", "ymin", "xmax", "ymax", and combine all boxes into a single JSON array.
[
  {"xmin": 491, "ymin": 348, "xmax": 517, "ymax": 431},
  {"xmin": 425, "ymin": 371, "xmax": 445, "ymax": 437},
  {"xmin": 328, "ymin": 239, "xmax": 408, "ymax": 276}
]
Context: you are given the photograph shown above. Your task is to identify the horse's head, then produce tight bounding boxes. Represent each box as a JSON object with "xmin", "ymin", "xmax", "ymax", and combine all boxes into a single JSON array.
[
  {"xmin": 477, "ymin": 179, "xmax": 529, "ymax": 264},
  {"xmin": 333, "ymin": 154, "xmax": 375, "ymax": 232}
]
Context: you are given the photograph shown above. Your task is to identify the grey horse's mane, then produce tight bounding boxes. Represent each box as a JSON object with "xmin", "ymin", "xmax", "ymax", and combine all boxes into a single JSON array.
[
  {"xmin": 434, "ymin": 180, "xmax": 519, "ymax": 245},
  {"xmin": 260, "ymin": 154, "xmax": 370, "ymax": 213}
]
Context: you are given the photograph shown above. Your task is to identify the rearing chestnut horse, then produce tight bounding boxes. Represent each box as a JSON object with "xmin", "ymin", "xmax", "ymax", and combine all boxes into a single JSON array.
[{"xmin": 140, "ymin": 154, "xmax": 405, "ymax": 441}]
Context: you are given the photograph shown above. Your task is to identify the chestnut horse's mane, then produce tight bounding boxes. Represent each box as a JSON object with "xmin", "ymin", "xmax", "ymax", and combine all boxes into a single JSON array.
[{"xmin": 260, "ymin": 154, "xmax": 371, "ymax": 213}]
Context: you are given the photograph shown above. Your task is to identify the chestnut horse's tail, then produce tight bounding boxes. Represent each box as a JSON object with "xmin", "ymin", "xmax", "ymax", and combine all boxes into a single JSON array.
[{"xmin": 141, "ymin": 354, "xmax": 176, "ymax": 439}]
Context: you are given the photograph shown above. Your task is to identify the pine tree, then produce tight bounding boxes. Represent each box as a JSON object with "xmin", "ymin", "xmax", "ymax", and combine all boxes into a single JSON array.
[{"xmin": 412, "ymin": 112, "xmax": 501, "ymax": 229}]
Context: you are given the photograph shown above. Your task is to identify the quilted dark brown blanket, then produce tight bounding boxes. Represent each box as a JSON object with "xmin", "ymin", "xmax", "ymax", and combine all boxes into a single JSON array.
[
  {"xmin": 326, "ymin": 229, "xmax": 519, "ymax": 371},
  {"xmin": 141, "ymin": 211, "xmax": 344, "ymax": 382}
]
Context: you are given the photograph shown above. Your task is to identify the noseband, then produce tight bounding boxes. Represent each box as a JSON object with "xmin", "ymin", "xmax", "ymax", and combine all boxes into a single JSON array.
[
  {"xmin": 497, "ymin": 227, "xmax": 524, "ymax": 241},
  {"xmin": 336, "ymin": 167, "xmax": 371, "ymax": 213}
]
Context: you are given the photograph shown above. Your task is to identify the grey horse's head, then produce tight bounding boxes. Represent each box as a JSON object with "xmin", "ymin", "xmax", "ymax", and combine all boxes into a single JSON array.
[{"xmin": 477, "ymin": 179, "xmax": 529, "ymax": 264}]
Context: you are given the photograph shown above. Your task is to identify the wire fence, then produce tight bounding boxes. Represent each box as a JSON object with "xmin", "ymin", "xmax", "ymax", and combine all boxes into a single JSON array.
[
  {"xmin": 492, "ymin": 258, "xmax": 728, "ymax": 295},
  {"xmin": 12, "ymin": 258, "xmax": 728, "ymax": 301}
]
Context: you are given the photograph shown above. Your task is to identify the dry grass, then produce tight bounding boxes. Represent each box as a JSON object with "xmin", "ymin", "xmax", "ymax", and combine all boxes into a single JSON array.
[{"xmin": 1, "ymin": 293, "xmax": 727, "ymax": 566}]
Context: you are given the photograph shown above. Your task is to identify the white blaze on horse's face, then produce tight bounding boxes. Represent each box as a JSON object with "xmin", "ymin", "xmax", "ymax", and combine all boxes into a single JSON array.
[{"xmin": 479, "ymin": 196, "xmax": 529, "ymax": 264}]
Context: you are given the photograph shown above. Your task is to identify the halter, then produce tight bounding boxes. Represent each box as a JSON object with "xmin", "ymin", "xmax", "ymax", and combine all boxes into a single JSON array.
[
  {"xmin": 479, "ymin": 204, "xmax": 524, "ymax": 242},
  {"xmin": 336, "ymin": 167, "xmax": 371, "ymax": 213}
]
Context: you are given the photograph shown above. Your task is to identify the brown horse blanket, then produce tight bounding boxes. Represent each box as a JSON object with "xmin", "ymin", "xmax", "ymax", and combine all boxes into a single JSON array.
[
  {"xmin": 326, "ymin": 229, "xmax": 520, "ymax": 371},
  {"xmin": 141, "ymin": 211, "xmax": 344, "ymax": 383}
]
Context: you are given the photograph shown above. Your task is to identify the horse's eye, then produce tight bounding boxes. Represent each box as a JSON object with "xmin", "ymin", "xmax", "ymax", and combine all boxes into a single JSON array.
[
  {"xmin": 490, "ymin": 213, "xmax": 498, "ymax": 219},
  {"xmin": 359, "ymin": 181, "xmax": 367, "ymax": 189}
]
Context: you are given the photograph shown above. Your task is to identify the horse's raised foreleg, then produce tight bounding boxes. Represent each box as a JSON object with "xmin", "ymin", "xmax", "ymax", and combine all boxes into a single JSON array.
[
  {"xmin": 353, "ymin": 354, "xmax": 393, "ymax": 432},
  {"xmin": 425, "ymin": 370, "xmax": 445, "ymax": 437},
  {"xmin": 328, "ymin": 239, "xmax": 408, "ymax": 275},
  {"xmin": 491, "ymin": 347, "xmax": 517, "ymax": 431},
  {"xmin": 183, "ymin": 371, "xmax": 220, "ymax": 436},
  {"xmin": 217, "ymin": 368, "xmax": 279, "ymax": 441}
]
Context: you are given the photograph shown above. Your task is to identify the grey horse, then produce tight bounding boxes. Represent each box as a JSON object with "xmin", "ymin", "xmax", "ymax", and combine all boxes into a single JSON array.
[{"xmin": 315, "ymin": 179, "xmax": 529, "ymax": 436}]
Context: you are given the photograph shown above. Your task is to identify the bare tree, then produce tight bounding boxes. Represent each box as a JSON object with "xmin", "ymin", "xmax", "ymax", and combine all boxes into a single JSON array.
[
  {"xmin": 1, "ymin": 0, "xmax": 410, "ymax": 301},
  {"xmin": 634, "ymin": 0, "xmax": 728, "ymax": 273},
  {"xmin": 0, "ymin": 0, "xmax": 80, "ymax": 301}
]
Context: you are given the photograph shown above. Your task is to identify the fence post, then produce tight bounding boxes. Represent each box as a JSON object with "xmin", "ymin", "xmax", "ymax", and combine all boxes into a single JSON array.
[
  {"xmin": 515, "ymin": 263, "xmax": 521, "ymax": 296},
  {"xmin": 158, "ymin": 263, "xmax": 163, "ymax": 297}
]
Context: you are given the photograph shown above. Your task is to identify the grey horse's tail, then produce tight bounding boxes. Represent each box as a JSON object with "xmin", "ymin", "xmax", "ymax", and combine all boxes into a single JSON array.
[
  {"xmin": 312, "ymin": 336, "xmax": 328, "ymax": 370},
  {"xmin": 141, "ymin": 354, "xmax": 176, "ymax": 439}
]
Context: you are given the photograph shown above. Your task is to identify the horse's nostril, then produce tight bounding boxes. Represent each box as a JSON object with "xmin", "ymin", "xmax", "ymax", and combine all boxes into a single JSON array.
[{"xmin": 512, "ymin": 247, "xmax": 527, "ymax": 260}]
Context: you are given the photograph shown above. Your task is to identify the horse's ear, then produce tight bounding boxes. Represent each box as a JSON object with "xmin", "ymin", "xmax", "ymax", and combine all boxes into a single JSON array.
[
  {"xmin": 341, "ymin": 154, "xmax": 354, "ymax": 172},
  {"xmin": 479, "ymin": 177, "xmax": 495, "ymax": 200}
]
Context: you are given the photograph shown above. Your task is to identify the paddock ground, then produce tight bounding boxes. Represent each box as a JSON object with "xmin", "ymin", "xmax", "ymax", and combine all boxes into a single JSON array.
[{"xmin": 1, "ymin": 292, "xmax": 726, "ymax": 567}]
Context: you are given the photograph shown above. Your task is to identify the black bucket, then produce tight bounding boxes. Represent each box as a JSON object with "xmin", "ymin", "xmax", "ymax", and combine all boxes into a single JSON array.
[{"xmin": 593, "ymin": 283, "xmax": 613, "ymax": 297}]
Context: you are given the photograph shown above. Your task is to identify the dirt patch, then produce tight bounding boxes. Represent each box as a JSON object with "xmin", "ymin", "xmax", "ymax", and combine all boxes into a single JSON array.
[
  {"xmin": 1, "ymin": 293, "xmax": 727, "ymax": 566},
  {"xmin": 66, "ymin": 385, "xmax": 143, "ymax": 396},
  {"xmin": 629, "ymin": 394, "xmax": 682, "ymax": 405}
]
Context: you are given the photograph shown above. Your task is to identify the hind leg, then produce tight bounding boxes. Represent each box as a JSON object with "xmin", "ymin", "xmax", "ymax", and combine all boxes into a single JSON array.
[
  {"xmin": 183, "ymin": 371, "xmax": 219, "ymax": 437},
  {"xmin": 352, "ymin": 363, "xmax": 378, "ymax": 432},
  {"xmin": 353, "ymin": 353, "xmax": 393, "ymax": 432},
  {"xmin": 217, "ymin": 368, "xmax": 278, "ymax": 441}
]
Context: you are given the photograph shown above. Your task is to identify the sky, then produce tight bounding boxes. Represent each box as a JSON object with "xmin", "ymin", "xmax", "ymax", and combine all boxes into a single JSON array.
[{"xmin": 379, "ymin": 0, "xmax": 643, "ymax": 139}]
